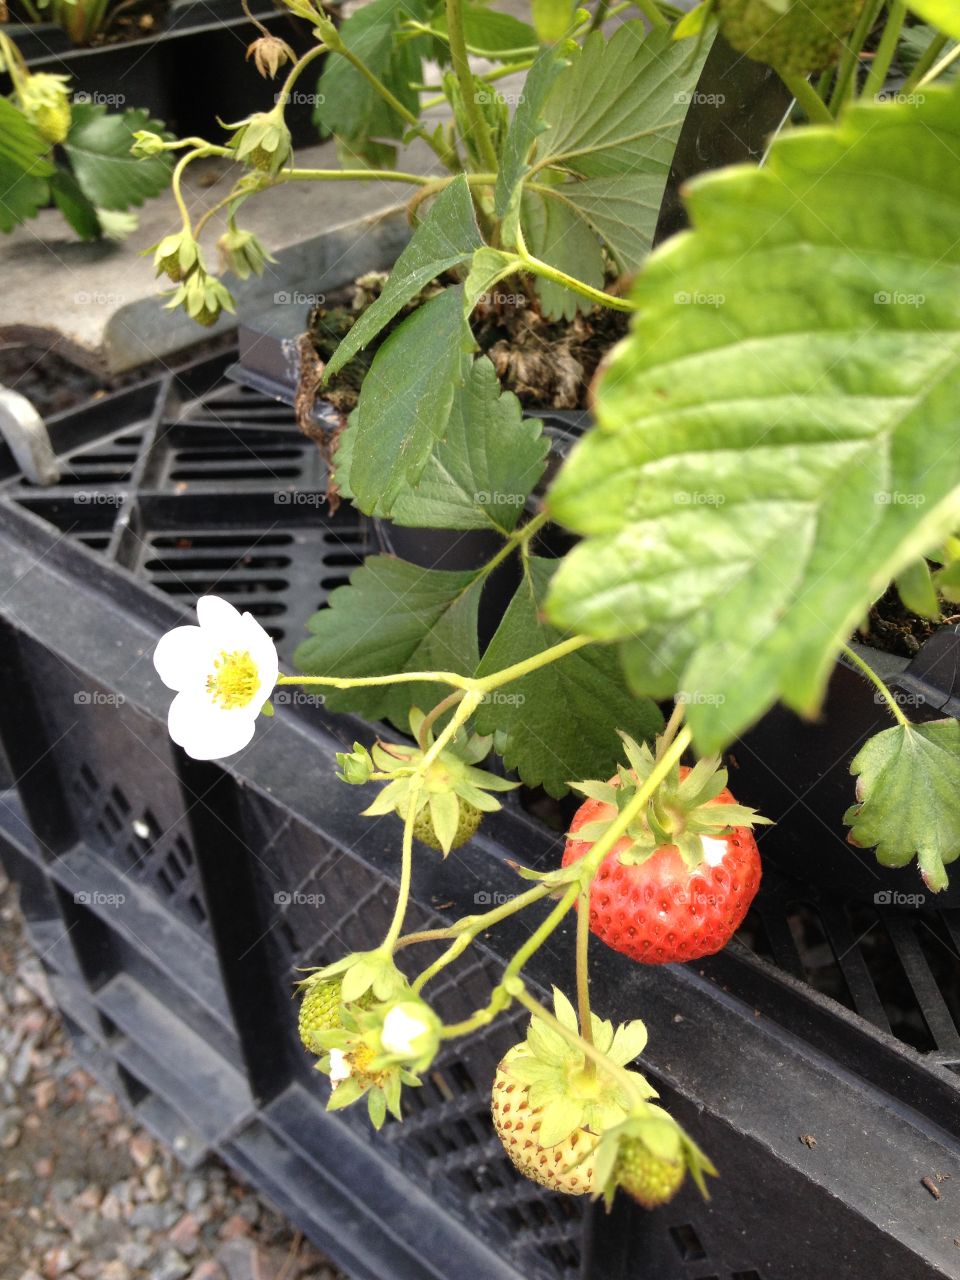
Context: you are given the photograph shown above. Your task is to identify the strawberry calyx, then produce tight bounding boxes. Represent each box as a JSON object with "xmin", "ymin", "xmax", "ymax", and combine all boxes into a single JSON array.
[
  {"xmin": 570, "ymin": 732, "xmax": 770, "ymax": 871},
  {"xmin": 500, "ymin": 988, "xmax": 657, "ymax": 1152},
  {"xmin": 591, "ymin": 1105, "xmax": 718, "ymax": 1210},
  {"xmin": 339, "ymin": 709, "xmax": 518, "ymax": 856}
]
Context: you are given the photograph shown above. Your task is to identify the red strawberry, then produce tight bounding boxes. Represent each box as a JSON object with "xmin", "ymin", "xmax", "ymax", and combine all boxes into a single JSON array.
[{"xmin": 562, "ymin": 735, "xmax": 768, "ymax": 964}]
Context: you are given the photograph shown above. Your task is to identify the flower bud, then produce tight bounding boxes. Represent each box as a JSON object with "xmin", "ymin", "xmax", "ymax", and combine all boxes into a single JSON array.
[
  {"xmin": 20, "ymin": 73, "xmax": 71, "ymax": 145},
  {"xmin": 380, "ymin": 1000, "xmax": 441, "ymax": 1066},
  {"xmin": 150, "ymin": 229, "xmax": 202, "ymax": 283},
  {"xmin": 131, "ymin": 130, "xmax": 167, "ymax": 158},
  {"xmin": 216, "ymin": 225, "xmax": 276, "ymax": 280}
]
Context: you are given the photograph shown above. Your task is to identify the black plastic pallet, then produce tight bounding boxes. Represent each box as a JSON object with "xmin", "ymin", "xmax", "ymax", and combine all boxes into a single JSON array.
[{"xmin": 1, "ymin": 354, "xmax": 959, "ymax": 1280}]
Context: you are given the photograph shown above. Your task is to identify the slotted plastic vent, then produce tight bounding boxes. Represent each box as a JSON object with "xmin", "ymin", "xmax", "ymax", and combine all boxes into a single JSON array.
[{"xmin": 70, "ymin": 767, "xmax": 209, "ymax": 936}]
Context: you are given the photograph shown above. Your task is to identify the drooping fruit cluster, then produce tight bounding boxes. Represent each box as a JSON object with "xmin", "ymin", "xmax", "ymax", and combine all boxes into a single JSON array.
[
  {"xmin": 337, "ymin": 709, "xmax": 518, "ymax": 855},
  {"xmin": 490, "ymin": 989, "xmax": 654, "ymax": 1196},
  {"xmin": 562, "ymin": 735, "xmax": 769, "ymax": 964},
  {"xmin": 714, "ymin": 0, "xmax": 865, "ymax": 76}
]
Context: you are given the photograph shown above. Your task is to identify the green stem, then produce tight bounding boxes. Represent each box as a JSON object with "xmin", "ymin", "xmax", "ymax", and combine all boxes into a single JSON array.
[
  {"xmin": 861, "ymin": 1, "xmax": 906, "ymax": 101},
  {"xmin": 171, "ymin": 150, "xmax": 204, "ymax": 232},
  {"xmin": 382, "ymin": 784, "xmax": 420, "ymax": 951},
  {"xmin": 656, "ymin": 700, "xmax": 687, "ymax": 760},
  {"xmin": 441, "ymin": 727, "xmax": 694, "ymax": 1038},
  {"xmin": 829, "ymin": 0, "xmax": 884, "ymax": 111},
  {"xmin": 276, "ymin": 42, "xmax": 329, "ymax": 104},
  {"xmin": 516, "ymin": 250, "xmax": 636, "ymax": 312},
  {"xmin": 399, "ymin": 882, "xmax": 553, "ymax": 954},
  {"xmin": 512, "ymin": 985, "xmax": 652, "ymax": 1112},
  {"xmin": 779, "ymin": 70, "xmax": 834, "ymax": 124},
  {"xmin": 634, "ymin": 0, "xmax": 669, "ymax": 29},
  {"xmin": 901, "ymin": 32, "xmax": 949, "ymax": 94},
  {"xmin": 472, "ymin": 634, "xmax": 594, "ymax": 692},
  {"xmin": 417, "ymin": 690, "xmax": 465, "ymax": 752},
  {"xmin": 841, "ymin": 644, "xmax": 911, "ymax": 729},
  {"xmin": 575, "ymin": 892, "xmax": 593, "ymax": 1054},
  {"xmin": 444, "ymin": 0, "xmax": 500, "ymax": 175},
  {"xmin": 587, "ymin": 0, "xmax": 610, "ymax": 34},
  {"xmin": 279, "ymin": 167, "xmax": 434, "ymax": 186},
  {"xmin": 418, "ymin": 691, "xmax": 482, "ymax": 772}
]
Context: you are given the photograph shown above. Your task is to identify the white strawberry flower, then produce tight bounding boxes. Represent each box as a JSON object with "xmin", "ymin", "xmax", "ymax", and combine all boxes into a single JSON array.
[
  {"xmin": 328, "ymin": 1048, "xmax": 351, "ymax": 1089},
  {"xmin": 153, "ymin": 596, "xmax": 278, "ymax": 760},
  {"xmin": 380, "ymin": 1001, "xmax": 441, "ymax": 1062}
]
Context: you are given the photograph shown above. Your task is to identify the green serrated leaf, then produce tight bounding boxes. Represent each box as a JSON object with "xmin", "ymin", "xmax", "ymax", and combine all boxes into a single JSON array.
[
  {"xmin": 547, "ymin": 87, "xmax": 960, "ymax": 754},
  {"xmin": 315, "ymin": 0, "xmax": 431, "ymax": 164},
  {"xmin": 63, "ymin": 104, "xmax": 171, "ymax": 211},
  {"xmin": 429, "ymin": 6, "xmax": 538, "ymax": 57},
  {"xmin": 464, "ymin": 247, "xmax": 519, "ymax": 312},
  {"xmin": 385, "ymin": 356, "xmax": 548, "ymax": 531},
  {"xmin": 0, "ymin": 99, "xmax": 53, "ymax": 232},
  {"xmin": 495, "ymin": 44, "xmax": 567, "ymax": 217},
  {"xmin": 521, "ymin": 186, "xmax": 604, "ymax": 320},
  {"xmin": 349, "ymin": 287, "xmax": 470, "ymax": 515},
  {"xmin": 475, "ymin": 557, "xmax": 663, "ymax": 796},
  {"xmin": 326, "ymin": 176, "xmax": 481, "ymax": 380},
  {"xmin": 520, "ymin": 24, "xmax": 712, "ymax": 274},
  {"xmin": 847, "ymin": 720, "xmax": 960, "ymax": 892},
  {"xmin": 295, "ymin": 557, "xmax": 484, "ymax": 730}
]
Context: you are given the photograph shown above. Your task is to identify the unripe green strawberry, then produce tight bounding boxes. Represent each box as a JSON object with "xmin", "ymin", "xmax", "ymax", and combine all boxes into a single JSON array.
[
  {"xmin": 715, "ymin": 0, "xmax": 863, "ymax": 76},
  {"xmin": 614, "ymin": 1137, "xmax": 685, "ymax": 1208},
  {"xmin": 20, "ymin": 73, "xmax": 72, "ymax": 145},
  {"xmin": 298, "ymin": 978, "xmax": 342, "ymax": 1051},
  {"xmin": 412, "ymin": 799, "xmax": 482, "ymax": 851}
]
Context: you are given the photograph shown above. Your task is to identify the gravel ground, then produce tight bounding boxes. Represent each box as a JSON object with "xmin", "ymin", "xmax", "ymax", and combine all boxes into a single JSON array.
[{"xmin": 0, "ymin": 866, "xmax": 347, "ymax": 1280}]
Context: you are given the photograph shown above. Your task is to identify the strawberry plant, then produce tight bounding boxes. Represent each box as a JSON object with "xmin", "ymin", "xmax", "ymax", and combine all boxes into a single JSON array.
[
  {"xmin": 140, "ymin": 0, "xmax": 960, "ymax": 1222},
  {"xmin": 0, "ymin": 30, "xmax": 172, "ymax": 237}
]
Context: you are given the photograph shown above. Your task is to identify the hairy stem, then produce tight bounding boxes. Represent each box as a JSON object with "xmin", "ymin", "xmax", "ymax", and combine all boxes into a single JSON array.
[
  {"xmin": 445, "ymin": 0, "xmax": 500, "ymax": 174},
  {"xmin": 841, "ymin": 644, "xmax": 911, "ymax": 729},
  {"xmin": 417, "ymin": 690, "xmax": 465, "ymax": 751}
]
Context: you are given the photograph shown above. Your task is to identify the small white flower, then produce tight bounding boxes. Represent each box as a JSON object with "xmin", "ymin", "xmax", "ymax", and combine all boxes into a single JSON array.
[
  {"xmin": 153, "ymin": 596, "xmax": 278, "ymax": 760},
  {"xmin": 381, "ymin": 1004, "xmax": 433, "ymax": 1057}
]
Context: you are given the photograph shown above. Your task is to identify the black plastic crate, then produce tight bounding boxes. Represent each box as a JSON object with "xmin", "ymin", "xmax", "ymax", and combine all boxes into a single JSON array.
[{"xmin": 1, "ymin": 355, "xmax": 959, "ymax": 1280}]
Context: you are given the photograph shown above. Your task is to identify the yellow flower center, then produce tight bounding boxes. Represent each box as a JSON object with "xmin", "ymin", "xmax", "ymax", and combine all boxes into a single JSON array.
[{"xmin": 206, "ymin": 649, "xmax": 259, "ymax": 710}]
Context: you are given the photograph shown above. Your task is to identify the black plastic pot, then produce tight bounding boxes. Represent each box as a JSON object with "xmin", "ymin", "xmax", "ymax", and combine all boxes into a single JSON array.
[
  {"xmin": 5, "ymin": 0, "xmax": 319, "ymax": 142},
  {"xmin": 1, "ymin": 352, "xmax": 960, "ymax": 1280}
]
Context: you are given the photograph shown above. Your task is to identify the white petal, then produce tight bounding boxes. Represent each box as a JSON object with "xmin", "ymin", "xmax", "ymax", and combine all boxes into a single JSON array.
[
  {"xmin": 701, "ymin": 835, "xmax": 727, "ymax": 867},
  {"xmin": 153, "ymin": 625, "xmax": 206, "ymax": 692},
  {"xmin": 197, "ymin": 595, "xmax": 242, "ymax": 632},
  {"xmin": 167, "ymin": 693, "xmax": 258, "ymax": 761}
]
